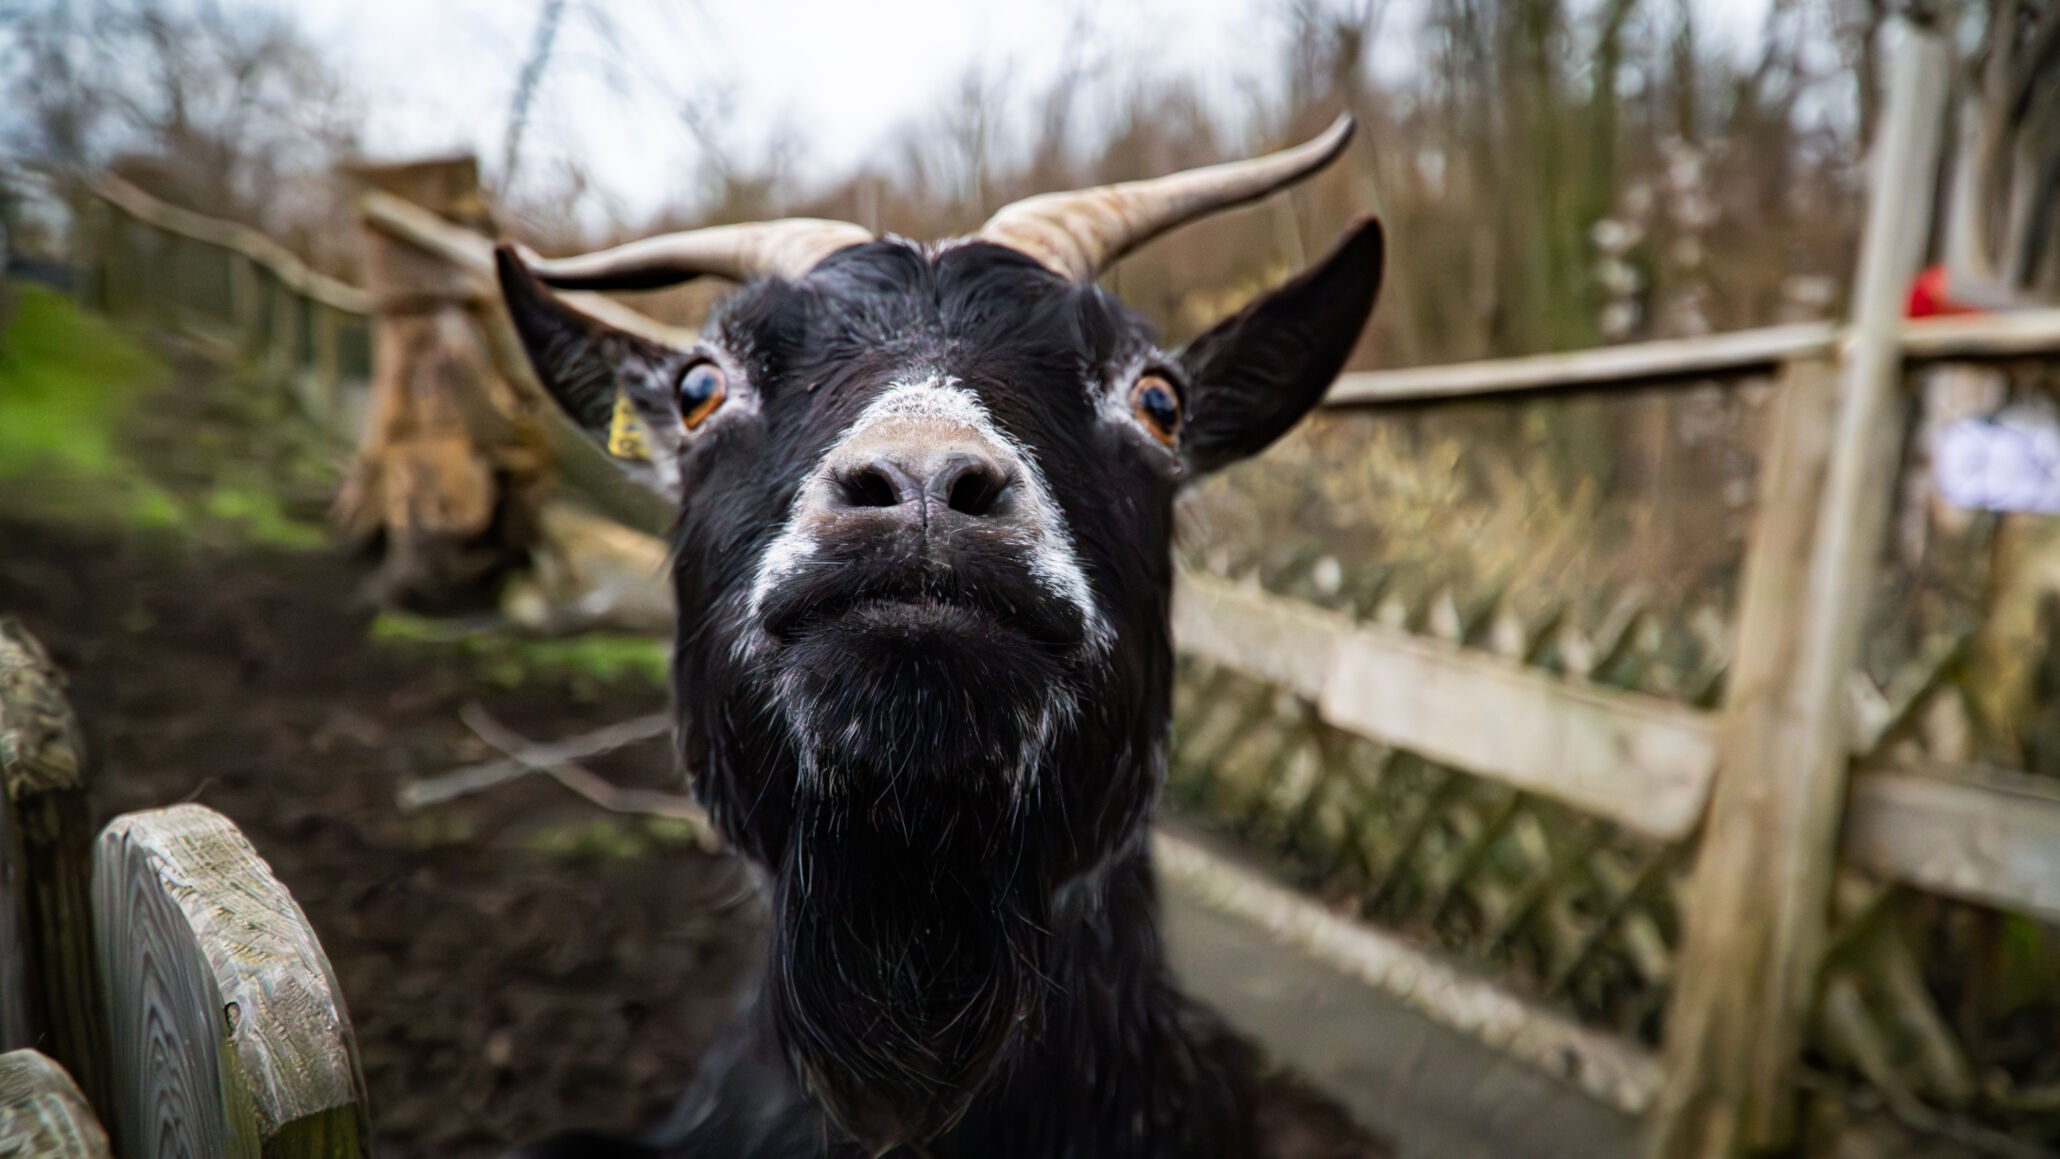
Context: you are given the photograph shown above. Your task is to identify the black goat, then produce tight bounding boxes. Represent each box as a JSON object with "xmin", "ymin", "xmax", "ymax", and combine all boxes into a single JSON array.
[{"xmin": 498, "ymin": 116, "xmax": 1384, "ymax": 1159}]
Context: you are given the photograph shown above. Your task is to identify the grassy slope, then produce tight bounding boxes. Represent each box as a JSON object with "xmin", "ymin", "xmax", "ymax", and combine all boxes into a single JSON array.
[{"xmin": 0, "ymin": 283, "xmax": 184, "ymax": 526}]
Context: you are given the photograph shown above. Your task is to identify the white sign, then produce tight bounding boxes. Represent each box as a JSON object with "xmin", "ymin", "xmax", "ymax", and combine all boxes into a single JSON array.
[{"xmin": 1936, "ymin": 415, "xmax": 2060, "ymax": 513}]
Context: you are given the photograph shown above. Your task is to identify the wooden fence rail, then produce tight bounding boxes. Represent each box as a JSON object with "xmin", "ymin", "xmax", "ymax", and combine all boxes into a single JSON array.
[
  {"xmin": 76, "ymin": 31, "xmax": 2060, "ymax": 1151},
  {"xmin": 0, "ymin": 622, "xmax": 371, "ymax": 1159},
  {"xmin": 89, "ymin": 175, "xmax": 375, "ymax": 443}
]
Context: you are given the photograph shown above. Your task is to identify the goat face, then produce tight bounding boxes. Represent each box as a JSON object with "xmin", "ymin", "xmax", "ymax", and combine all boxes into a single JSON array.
[{"xmin": 497, "ymin": 121, "xmax": 1383, "ymax": 1153}]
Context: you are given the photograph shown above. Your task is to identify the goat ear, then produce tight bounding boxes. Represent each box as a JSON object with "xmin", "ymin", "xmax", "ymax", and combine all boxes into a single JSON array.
[
  {"xmin": 1175, "ymin": 216, "xmax": 1383, "ymax": 477},
  {"xmin": 495, "ymin": 245, "xmax": 693, "ymax": 502}
]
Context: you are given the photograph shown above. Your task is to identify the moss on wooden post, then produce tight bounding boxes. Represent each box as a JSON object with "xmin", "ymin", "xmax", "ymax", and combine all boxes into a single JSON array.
[{"xmin": 0, "ymin": 618, "xmax": 113, "ymax": 1121}]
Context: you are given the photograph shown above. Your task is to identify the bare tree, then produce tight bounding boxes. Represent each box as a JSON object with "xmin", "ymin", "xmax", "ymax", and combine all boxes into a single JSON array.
[
  {"xmin": 500, "ymin": 0, "xmax": 568, "ymax": 196},
  {"xmin": 4, "ymin": 0, "xmax": 360, "ymax": 247}
]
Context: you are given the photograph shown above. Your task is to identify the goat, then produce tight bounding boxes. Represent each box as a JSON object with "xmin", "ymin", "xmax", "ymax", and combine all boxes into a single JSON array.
[{"xmin": 497, "ymin": 116, "xmax": 1384, "ymax": 1159}]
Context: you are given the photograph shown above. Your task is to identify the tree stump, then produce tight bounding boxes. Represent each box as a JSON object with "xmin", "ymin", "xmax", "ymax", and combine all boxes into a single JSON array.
[
  {"xmin": 0, "ymin": 1049, "xmax": 113, "ymax": 1158},
  {"xmin": 336, "ymin": 156, "xmax": 548, "ymax": 610},
  {"xmin": 0, "ymin": 618, "xmax": 111, "ymax": 1115},
  {"xmin": 94, "ymin": 804, "xmax": 371, "ymax": 1159}
]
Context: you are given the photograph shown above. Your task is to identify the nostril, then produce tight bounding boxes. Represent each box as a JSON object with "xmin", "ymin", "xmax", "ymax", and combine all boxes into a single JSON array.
[
  {"xmin": 839, "ymin": 467, "xmax": 901, "ymax": 509},
  {"xmin": 945, "ymin": 466, "xmax": 1009, "ymax": 517}
]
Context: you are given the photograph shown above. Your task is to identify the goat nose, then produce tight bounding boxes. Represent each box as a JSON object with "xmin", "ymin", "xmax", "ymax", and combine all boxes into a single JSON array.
[{"xmin": 832, "ymin": 451, "xmax": 1013, "ymax": 519}]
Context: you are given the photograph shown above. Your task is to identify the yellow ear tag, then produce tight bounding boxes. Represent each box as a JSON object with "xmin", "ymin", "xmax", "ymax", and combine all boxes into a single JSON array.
[{"xmin": 607, "ymin": 391, "xmax": 652, "ymax": 462}]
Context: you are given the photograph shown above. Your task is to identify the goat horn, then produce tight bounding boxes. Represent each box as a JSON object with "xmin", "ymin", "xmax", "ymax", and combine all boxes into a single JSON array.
[
  {"xmin": 976, "ymin": 114, "xmax": 1356, "ymax": 282},
  {"xmin": 520, "ymin": 218, "xmax": 875, "ymax": 289}
]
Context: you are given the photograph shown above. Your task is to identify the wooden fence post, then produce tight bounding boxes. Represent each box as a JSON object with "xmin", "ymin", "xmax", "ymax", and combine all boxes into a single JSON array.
[
  {"xmin": 95, "ymin": 804, "xmax": 371, "ymax": 1159},
  {"xmin": 0, "ymin": 747, "xmax": 30, "ymax": 1055},
  {"xmin": 0, "ymin": 1050, "xmax": 114, "ymax": 1158},
  {"xmin": 0, "ymin": 619, "xmax": 113, "ymax": 1120},
  {"xmin": 267, "ymin": 270, "xmax": 299, "ymax": 383},
  {"xmin": 1650, "ymin": 25, "xmax": 1951, "ymax": 1157},
  {"xmin": 230, "ymin": 250, "xmax": 263, "ymax": 356},
  {"xmin": 303, "ymin": 302, "xmax": 343, "ymax": 431}
]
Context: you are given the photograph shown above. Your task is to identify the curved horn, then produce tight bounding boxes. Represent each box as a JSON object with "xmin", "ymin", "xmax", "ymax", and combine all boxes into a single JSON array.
[
  {"xmin": 977, "ymin": 114, "xmax": 1356, "ymax": 282},
  {"xmin": 521, "ymin": 218, "xmax": 875, "ymax": 290}
]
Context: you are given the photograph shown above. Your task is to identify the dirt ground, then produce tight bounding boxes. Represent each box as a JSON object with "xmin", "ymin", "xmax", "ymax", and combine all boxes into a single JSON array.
[{"xmin": 0, "ymin": 330, "xmax": 1384, "ymax": 1157}]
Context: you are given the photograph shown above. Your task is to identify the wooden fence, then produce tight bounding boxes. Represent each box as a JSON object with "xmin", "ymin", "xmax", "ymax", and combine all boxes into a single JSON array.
[
  {"xmin": 84, "ymin": 174, "xmax": 375, "ymax": 443},
  {"xmin": 72, "ymin": 22, "xmax": 2060, "ymax": 1156},
  {"xmin": 0, "ymin": 618, "xmax": 371, "ymax": 1157}
]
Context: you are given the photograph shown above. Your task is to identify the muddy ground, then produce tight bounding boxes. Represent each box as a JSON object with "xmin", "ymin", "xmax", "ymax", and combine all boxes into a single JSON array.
[{"xmin": 0, "ymin": 326, "xmax": 1382, "ymax": 1156}]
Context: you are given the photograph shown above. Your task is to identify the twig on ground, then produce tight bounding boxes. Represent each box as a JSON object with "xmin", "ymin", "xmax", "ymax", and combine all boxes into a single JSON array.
[
  {"xmin": 395, "ymin": 708, "xmax": 671, "ymax": 811},
  {"xmin": 458, "ymin": 703, "xmax": 709, "ymax": 827}
]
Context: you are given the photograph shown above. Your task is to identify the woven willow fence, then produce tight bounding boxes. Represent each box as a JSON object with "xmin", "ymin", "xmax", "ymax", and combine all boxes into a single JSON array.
[{"xmin": 73, "ymin": 24, "xmax": 2060, "ymax": 1157}]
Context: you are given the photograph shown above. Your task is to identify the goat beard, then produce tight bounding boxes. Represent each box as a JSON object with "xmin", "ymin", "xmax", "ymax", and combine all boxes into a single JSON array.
[{"xmin": 766, "ymin": 786, "xmax": 1049, "ymax": 1154}]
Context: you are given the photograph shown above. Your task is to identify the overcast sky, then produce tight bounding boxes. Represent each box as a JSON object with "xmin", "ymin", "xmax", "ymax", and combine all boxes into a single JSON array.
[{"xmin": 277, "ymin": 0, "xmax": 1774, "ymax": 225}]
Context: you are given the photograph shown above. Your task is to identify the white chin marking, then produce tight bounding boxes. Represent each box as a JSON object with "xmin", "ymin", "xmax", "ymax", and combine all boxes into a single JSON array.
[{"xmin": 745, "ymin": 377, "xmax": 1111, "ymax": 654}]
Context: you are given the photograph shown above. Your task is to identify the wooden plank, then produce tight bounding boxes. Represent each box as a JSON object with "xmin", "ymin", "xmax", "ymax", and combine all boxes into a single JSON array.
[
  {"xmin": 0, "ymin": 619, "xmax": 112, "ymax": 1117},
  {"xmin": 1899, "ymin": 306, "xmax": 2060, "ymax": 361},
  {"xmin": 1651, "ymin": 28, "xmax": 1951, "ymax": 1157},
  {"xmin": 94, "ymin": 177, "xmax": 372, "ymax": 316},
  {"xmin": 1152, "ymin": 828, "xmax": 1665, "ymax": 1117},
  {"xmin": 1323, "ymin": 324, "xmax": 1835, "ymax": 406},
  {"xmin": 1844, "ymin": 764, "xmax": 2060, "ymax": 925},
  {"xmin": 95, "ymin": 804, "xmax": 371, "ymax": 1159},
  {"xmin": 1321, "ymin": 308, "xmax": 2060, "ymax": 411},
  {"xmin": 0, "ymin": 1049, "xmax": 114, "ymax": 1158},
  {"xmin": 1172, "ymin": 574, "xmax": 1718, "ymax": 840}
]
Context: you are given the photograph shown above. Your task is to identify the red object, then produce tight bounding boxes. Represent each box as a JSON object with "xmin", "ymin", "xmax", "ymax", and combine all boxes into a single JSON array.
[{"xmin": 1908, "ymin": 264, "xmax": 1978, "ymax": 319}]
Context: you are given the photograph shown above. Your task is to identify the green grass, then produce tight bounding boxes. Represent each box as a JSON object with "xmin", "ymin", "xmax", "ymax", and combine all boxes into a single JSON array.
[
  {"xmin": 0, "ymin": 284, "xmax": 177, "ymax": 529},
  {"xmin": 0, "ymin": 284, "xmax": 163, "ymax": 476},
  {"xmin": 0, "ymin": 283, "xmax": 331, "ymax": 547},
  {"xmin": 523, "ymin": 815, "xmax": 707, "ymax": 863},
  {"xmin": 370, "ymin": 610, "xmax": 669, "ymax": 694}
]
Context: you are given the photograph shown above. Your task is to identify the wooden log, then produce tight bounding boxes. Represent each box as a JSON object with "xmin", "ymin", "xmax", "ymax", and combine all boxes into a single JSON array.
[
  {"xmin": 1844, "ymin": 763, "xmax": 2060, "ymax": 925},
  {"xmin": 0, "ymin": 618, "xmax": 112, "ymax": 1117},
  {"xmin": 1650, "ymin": 28, "xmax": 1951, "ymax": 1157},
  {"xmin": 0, "ymin": 1049, "xmax": 114, "ymax": 1158},
  {"xmin": 1171, "ymin": 573, "xmax": 1718, "ymax": 840},
  {"xmin": 95, "ymin": 804, "xmax": 371, "ymax": 1159}
]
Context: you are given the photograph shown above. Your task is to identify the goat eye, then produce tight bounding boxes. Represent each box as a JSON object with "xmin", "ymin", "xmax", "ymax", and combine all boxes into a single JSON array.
[
  {"xmin": 1130, "ymin": 374, "xmax": 1181, "ymax": 446},
  {"xmin": 678, "ymin": 362, "xmax": 728, "ymax": 430}
]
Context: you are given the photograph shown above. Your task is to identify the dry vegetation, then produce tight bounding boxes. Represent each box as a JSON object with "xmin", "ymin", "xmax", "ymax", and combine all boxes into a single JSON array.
[{"xmin": 2, "ymin": 0, "xmax": 1893, "ymax": 617}]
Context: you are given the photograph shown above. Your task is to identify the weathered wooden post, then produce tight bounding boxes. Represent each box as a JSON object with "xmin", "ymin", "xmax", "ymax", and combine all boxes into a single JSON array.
[
  {"xmin": 0, "ymin": 1050, "xmax": 114, "ymax": 1158},
  {"xmin": 266, "ymin": 267, "xmax": 301, "ymax": 383},
  {"xmin": 1649, "ymin": 25, "xmax": 1951, "ymax": 1157},
  {"xmin": 0, "ymin": 619, "xmax": 113, "ymax": 1119},
  {"xmin": 304, "ymin": 301, "xmax": 344, "ymax": 432},
  {"xmin": 0, "ymin": 738, "xmax": 30, "ymax": 1055},
  {"xmin": 95, "ymin": 804, "xmax": 371, "ymax": 1159},
  {"xmin": 230, "ymin": 250, "xmax": 264, "ymax": 357},
  {"xmin": 335, "ymin": 155, "xmax": 548, "ymax": 608}
]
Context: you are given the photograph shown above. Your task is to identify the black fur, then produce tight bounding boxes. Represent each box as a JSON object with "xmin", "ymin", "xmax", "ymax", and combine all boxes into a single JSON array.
[{"xmin": 498, "ymin": 219, "xmax": 1384, "ymax": 1159}]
